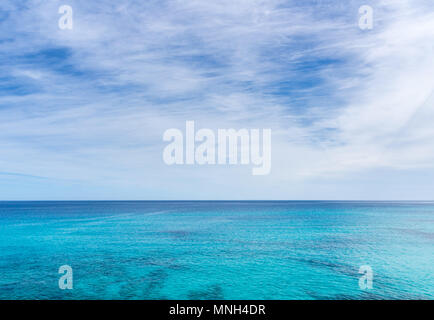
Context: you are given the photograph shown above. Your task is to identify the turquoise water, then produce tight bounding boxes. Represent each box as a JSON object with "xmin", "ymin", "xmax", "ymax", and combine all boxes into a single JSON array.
[{"xmin": 0, "ymin": 201, "xmax": 433, "ymax": 300}]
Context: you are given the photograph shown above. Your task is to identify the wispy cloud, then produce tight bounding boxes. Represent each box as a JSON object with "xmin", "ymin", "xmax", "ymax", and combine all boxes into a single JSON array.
[{"xmin": 1, "ymin": 0, "xmax": 434, "ymax": 199}]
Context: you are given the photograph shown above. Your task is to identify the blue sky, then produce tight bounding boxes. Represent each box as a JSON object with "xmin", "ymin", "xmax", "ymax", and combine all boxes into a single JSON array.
[{"xmin": 1, "ymin": 0, "xmax": 434, "ymax": 200}]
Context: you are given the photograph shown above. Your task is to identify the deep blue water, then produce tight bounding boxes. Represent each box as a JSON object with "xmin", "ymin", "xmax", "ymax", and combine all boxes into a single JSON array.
[{"xmin": 0, "ymin": 201, "xmax": 433, "ymax": 300}]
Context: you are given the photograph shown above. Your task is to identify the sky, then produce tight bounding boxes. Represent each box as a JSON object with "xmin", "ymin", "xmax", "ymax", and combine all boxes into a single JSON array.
[{"xmin": 1, "ymin": 0, "xmax": 434, "ymax": 200}]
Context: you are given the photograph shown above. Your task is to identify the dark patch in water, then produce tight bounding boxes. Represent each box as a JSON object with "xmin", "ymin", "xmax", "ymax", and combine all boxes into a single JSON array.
[
  {"xmin": 300, "ymin": 258, "xmax": 429, "ymax": 300},
  {"xmin": 160, "ymin": 230, "xmax": 194, "ymax": 238},
  {"xmin": 187, "ymin": 284, "xmax": 224, "ymax": 300},
  {"xmin": 144, "ymin": 269, "xmax": 168, "ymax": 293},
  {"xmin": 301, "ymin": 258, "xmax": 359, "ymax": 278},
  {"xmin": 118, "ymin": 269, "xmax": 168, "ymax": 299}
]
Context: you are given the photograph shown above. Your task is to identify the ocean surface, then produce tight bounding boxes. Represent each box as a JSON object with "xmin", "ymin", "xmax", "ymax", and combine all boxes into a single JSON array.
[{"xmin": 0, "ymin": 201, "xmax": 433, "ymax": 300}]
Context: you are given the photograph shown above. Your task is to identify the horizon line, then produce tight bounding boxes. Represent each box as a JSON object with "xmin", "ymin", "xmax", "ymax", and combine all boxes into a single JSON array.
[{"xmin": 1, "ymin": 200, "xmax": 434, "ymax": 202}]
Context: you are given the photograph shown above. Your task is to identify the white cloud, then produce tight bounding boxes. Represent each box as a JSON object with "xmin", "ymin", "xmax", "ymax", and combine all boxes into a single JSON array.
[{"xmin": 1, "ymin": 0, "xmax": 434, "ymax": 199}]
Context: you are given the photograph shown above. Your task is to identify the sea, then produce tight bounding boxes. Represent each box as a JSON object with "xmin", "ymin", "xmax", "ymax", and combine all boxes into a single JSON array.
[{"xmin": 0, "ymin": 201, "xmax": 432, "ymax": 299}]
